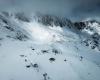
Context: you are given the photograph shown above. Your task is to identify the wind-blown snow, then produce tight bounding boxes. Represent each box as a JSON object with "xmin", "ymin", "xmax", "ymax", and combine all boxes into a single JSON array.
[
  {"xmin": 23, "ymin": 21, "xmax": 65, "ymax": 44},
  {"xmin": 26, "ymin": 22, "xmax": 53, "ymax": 43}
]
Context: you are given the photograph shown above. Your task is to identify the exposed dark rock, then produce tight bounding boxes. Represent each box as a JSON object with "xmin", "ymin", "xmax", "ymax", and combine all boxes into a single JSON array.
[
  {"xmin": 80, "ymin": 56, "xmax": 83, "ymax": 61},
  {"xmin": 15, "ymin": 13, "xmax": 30, "ymax": 22},
  {"xmin": 26, "ymin": 65, "xmax": 31, "ymax": 68},
  {"xmin": 25, "ymin": 59, "xmax": 27, "ymax": 62},
  {"xmin": 6, "ymin": 35, "xmax": 13, "ymax": 38},
  {"xmin": 37, "ymin": 14, "xmax": 72, "ymax": 27},
  {"xmin": 15, "ymin": 31, "xmax": 29, "ymax": 41},
  {"xmin": 49, "ymin": 58, "xmax": 55, "ymax": 62},
  {"xmin": 91, "ymin": 33, "xmax": 100, "ymax": 50},
  {"xmin": 52, "ymin": 49, "xmax": 59, "ymax": 55},
  {"xmin": 32, "ymin": 48, "xmax": 35, "ymax": 50},
  {"xmin": 43, "ymin": 73, "xmax": 48, "ymax": 80},
  {"xmin": 26, "ymin": 63, "xmax": 38, "ymax": 68},
  {"xmin": 41, "ymin": 50, "xmax": 48, "ymax": 53},
  {"xmin": 20, "ymin": 55, "xmax": 25, "ymax": 57},
  {"xmin": 74, "ymin": 22, "xmax": 86, "ymax": 30},
  {"xmin": 86, "ymin": 20, "xmax": 100, "ymax": 25},
  {"xmin": 83, "ymin": 32, "xmax": 100, "ymax": 51},
  {"xmin": 0, "ymin": 14, "xmax": 8, "ymax": 25},
  {"xmin": 91, "ymin": 46, "xmax": 96, "ymax": 49},
  {"xmin": 64, "ymin": 59, "xmax": 67, "ymax": 62},
  {"xmin": 33, "ymin": 63, "xmax": 38, "ymax": 68},
  {"xmin": 4, "ymin": 26, "xmax": 14, "ymax": 31}
]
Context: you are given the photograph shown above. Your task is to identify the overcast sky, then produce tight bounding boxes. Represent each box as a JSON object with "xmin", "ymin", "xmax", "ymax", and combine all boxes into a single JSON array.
[{"xmin": 0, "ymin": 0, "xmax": 100, "ymax": 21}]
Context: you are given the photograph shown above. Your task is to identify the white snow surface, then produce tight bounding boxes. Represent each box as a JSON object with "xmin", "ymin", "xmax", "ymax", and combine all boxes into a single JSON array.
[{"xmin": 0, "ymin": 13, "xmax": 100, "ymax": 80}]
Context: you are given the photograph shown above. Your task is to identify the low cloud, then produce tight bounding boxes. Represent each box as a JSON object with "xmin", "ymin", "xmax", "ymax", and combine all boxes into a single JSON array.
[{"xmin": 0, "ymin": 0, "xmax": 100, "ymax": 21}]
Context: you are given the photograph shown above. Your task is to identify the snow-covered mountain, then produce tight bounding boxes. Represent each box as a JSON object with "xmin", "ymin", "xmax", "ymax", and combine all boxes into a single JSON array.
[{"xmin": 0, "ymin": 12, "xmax": 100, "ymax": 80}]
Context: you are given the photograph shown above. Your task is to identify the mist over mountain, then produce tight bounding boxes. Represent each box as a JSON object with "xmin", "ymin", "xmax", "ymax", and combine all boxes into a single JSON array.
[{"xmin": 0, "ymin": 0, "xmax": 100, "ymax": 21}]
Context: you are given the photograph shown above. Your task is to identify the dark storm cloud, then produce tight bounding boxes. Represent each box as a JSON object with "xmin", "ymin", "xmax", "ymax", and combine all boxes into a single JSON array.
[
  {"xmin": 71, "ymin": 0, "xmax": 100, "ymax": 20},
  {"xmin": 0, "ymin": 0, "xmax": 100, "ymax": 21}
]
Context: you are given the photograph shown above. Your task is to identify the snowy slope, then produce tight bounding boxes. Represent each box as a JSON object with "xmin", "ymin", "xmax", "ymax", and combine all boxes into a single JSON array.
[{"xmin": 0, "ymin": 12, "xmax": 100, "ymax": 80}]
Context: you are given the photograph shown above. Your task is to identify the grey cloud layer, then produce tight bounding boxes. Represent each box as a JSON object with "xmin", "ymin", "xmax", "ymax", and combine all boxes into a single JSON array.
[{"xmin": 0, "ymin": 0, "xmax": 100, "ymax": 21}]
